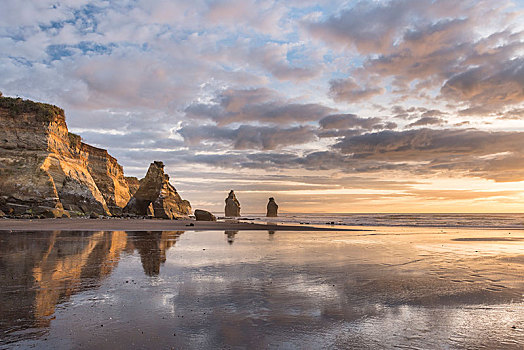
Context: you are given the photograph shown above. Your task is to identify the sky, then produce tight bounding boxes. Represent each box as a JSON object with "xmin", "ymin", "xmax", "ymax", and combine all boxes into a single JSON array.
[{"xmin": 1, "ymin": 0, "xmax": 524, "ymax": 213}]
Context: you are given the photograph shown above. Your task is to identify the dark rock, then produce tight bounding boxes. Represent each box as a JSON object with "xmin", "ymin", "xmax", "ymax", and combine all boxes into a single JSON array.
[
  {"xmin": 33, "ymin": 206, "xmax": 69, "ymax": 218},
  {"xmin": 266, "ymin": 197, "xmax": 278, "ymax": 217},
  {"xmin": 5, "ymin": 203, "xmax": 30, "ymax": 216},
  {"xmin": 194, "ymin": 209, "xmax": 216, "ymax": 221}
]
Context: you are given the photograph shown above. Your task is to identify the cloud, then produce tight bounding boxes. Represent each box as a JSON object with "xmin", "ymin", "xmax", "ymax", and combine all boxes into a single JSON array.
[
  {"xmin": 441, "ymin": 57, "xmax": 524, "ymax": 111},
  {"xmin": 329, "ymin": 78, "xmax": 384, "ymax": 103},
  {"xmin": 319, "ymin": 113, "xmax": 379, "ymax": 129},
  {"xmin": 407, "ymin": 189, "xmax": 519, "ymax": 201},
  {"xmin": 247, "ymin": 43, "xmax": 322, "ymax": 82},
  {"xmin": 307, "ymin": 0, "xmax": 524, "ymax": 109},
  {"xmin": 331, "ymin": 128, "xmax": 524, "ymax": 181},
  {"xmin": 307, "ymin": 0, "xmax": 424, "ymax": 54},
  {"xmin": 185, "ymin": 88, "xmax": 334, "ymax": 125},
  {"xmin": 407, "ymin": 117, "xmax": 445, "ymax": 127},
  {"xmin": 334, "ymin": 129, "xmax": 523, "ymax": 158},
  {"xmin": 178, "ymin": 124, "xmax": 317, "ymax": 150}
]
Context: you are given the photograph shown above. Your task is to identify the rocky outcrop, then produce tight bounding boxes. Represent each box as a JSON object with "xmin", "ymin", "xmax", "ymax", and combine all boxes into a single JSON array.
[
  {"xmin": 266, "ymin": 197, "xmax": 278, "ymax": 217},
  {"xmin": 125, "ymin": 177, "xmax": 140, "ymax": 196},
  {"xmin": 194, "ymin": 209, "xmax": 216, "ymax": 221},
  {"xmin": 224, "ymin": 190, "xmax": 240, "ymax": 217},
  {"xmin": 124, "ymin": 161, "xmax": 191, "ymax": 219},
  {"xmin": 0, "ymin": 96, "xmax": 131, "ymax": 217}
]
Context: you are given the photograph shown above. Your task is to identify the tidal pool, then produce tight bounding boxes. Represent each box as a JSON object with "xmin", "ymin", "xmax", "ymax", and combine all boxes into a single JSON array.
[{"xmin": 0, "ymin": 228, "xmax": 523, "ymax": 349}]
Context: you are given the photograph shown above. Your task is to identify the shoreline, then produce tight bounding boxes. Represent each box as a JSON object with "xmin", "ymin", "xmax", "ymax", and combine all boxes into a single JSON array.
[{"xmin": 0, "ymin": 218, "xmax": 367, "ymax": 232}]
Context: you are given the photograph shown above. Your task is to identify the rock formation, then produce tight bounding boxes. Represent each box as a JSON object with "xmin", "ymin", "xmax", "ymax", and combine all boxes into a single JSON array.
[
  {"xmin": 194, "ymin": 209, "xmax": 216, "ymax": 221},
  {"xmin": 125, "ymin": 177, "xmax": 140, "ymax": 196},
  {"xmin": 224, "ymin": 190, "xmax": 241, "ymax": 217},
  {"xmin": 81, "ymin": 143, "xmax": 131, "ymax": 215},
  {"xmin": 0, "ymin": 95, "xmax": 193, "ymax": 219},
  {"xmin": 124, "ymin": 161, "xmax": 191, "ymax": 219},
  {"xmin": 0, "ymin": 96, "xmax": 132, "ymax": 217},
  {"xmin": 266, "ymin": 197, "xmax": 278, "ymax": 217}
]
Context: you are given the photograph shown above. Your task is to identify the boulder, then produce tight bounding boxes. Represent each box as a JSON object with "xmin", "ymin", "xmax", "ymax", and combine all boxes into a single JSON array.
[
  {"xmin": 194, "ymin": 209, "xmax": 216, "ymax": 221},
  {"xmin": 224, "ymin": 190, "xmax": 240, "ymax": 217},
  {"xmin": 266, "ymin": 197, "xmax": 278, "ymax": 217},
  {"xmin": 123, "ymin": 161, "xmax": 191, "ymax": 219}
]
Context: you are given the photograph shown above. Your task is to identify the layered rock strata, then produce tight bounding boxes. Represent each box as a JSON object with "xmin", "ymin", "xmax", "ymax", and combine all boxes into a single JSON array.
[
  {"xmin": 0, "ymin": 96, "xmax": 131, "ymax": 217},
  {"xmin": 81, "ymin": 143, "xmax": 131, "ymax": 215},
  {"xmin": 266, "ymin": 197, "xmax": 278, "ymax": 217},
  {"xmin": 224, "ymin": 190, "xmax": 241, "ymax": 217},
  {"xmin": 124, "ymin": 161, "xmax": 191, "ymax": 219}
]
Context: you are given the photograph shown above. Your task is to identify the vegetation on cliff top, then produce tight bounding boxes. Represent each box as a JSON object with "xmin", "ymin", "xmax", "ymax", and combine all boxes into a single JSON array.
[{"xmin": 0, "ymin": 92, "xmax": 65, "ymax": 122}]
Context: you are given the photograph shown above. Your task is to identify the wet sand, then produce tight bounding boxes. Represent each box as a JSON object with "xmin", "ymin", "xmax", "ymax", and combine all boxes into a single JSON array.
[
  {"xmin": 0, "ymin": 218, "xmax": 364, "ymax": 232},
  {"xmin": 0, "ymin": 226, "xmax": 522, "ymax": 349}
]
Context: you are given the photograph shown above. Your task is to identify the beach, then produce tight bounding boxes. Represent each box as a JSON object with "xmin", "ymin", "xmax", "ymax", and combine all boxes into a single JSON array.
[
  {"xmin": 0, "ymin": 217, "xmax": 364, "ymax": 232},
  {"xmin": 1, "ymin": 222, "xmax": 523, "ymax": 349}
]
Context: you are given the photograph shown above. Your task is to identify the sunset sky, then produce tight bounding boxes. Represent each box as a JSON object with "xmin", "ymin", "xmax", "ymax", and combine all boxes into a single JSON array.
[{"xmin": 1, "ymin": 0, "xmax": 524, "ymax": 213}]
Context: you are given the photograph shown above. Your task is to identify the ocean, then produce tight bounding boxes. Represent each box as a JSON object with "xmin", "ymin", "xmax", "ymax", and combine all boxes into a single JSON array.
[{"xmin": 238, "ymin": 212, "xmax": 524, "ymax": 229}]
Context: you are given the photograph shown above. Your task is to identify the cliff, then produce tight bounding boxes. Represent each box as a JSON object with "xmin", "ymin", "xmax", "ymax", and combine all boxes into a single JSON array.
[
  {"xmin": 80, "ymin": 143, "xmax": 131, "ymax": 214},
  {"xmin": 0, "ymin": 96, "xmax": 129, "ymax": 216}
]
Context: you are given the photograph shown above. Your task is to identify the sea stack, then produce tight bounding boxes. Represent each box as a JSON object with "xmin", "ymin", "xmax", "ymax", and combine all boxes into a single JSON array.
[
  {"xmin": 124, "ymin": 161, "xmax": 191, "ymax": 219},
  {"xmin": 224, "ymin": 190, "xmax": 241, "ymax": 217},
  {"xmin": 266, "ymin": 197, "xmax": 278, "ymax": 217}
]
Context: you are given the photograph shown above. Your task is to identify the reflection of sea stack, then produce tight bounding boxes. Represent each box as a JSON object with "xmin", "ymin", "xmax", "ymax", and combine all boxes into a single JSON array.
[
  {"xmin": 266, "ymin": 197, "xmax": 278, "ymax": 217},
  {"xmin": 224, "ymin": 190, "xmax": 241, "ymax": 217},
  {"xmin": 225, "ymin": 230, "xmax": 238, "ymax": 244}
]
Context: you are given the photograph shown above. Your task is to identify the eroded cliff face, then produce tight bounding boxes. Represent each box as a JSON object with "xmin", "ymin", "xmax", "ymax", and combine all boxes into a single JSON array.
[
  {"xmin": 0, "ymin": 96, "xmax": 130, "ymax": 216},
  {"xmin": 80, "ymin": 143, "xmax": 131, "ymax": 215}
]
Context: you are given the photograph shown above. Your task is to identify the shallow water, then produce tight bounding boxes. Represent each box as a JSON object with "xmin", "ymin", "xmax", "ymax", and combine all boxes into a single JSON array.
[
  {"xmin": 0, "ymin": 228, "xmax": 523, "ymax": 349},
  {"xmin": 243, "ymin": 212, "xmax": 524, "ymax": 229}
]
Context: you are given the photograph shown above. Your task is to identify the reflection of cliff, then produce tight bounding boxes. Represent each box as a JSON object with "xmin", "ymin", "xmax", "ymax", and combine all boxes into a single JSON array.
[
  {"xmin": 0, "ymin": 230, "xmax": 183, "ymax": 342},
  {"xmin": 0, "ymin": 230, "xmax": 129, "ymax": 339},
  {"xmin": 131, "ymin": 231, "xmax": 184, "ymax": 276},
  {"xmin": 32, "ymin": 231, "xmax": 128, "ymax": 325}
]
